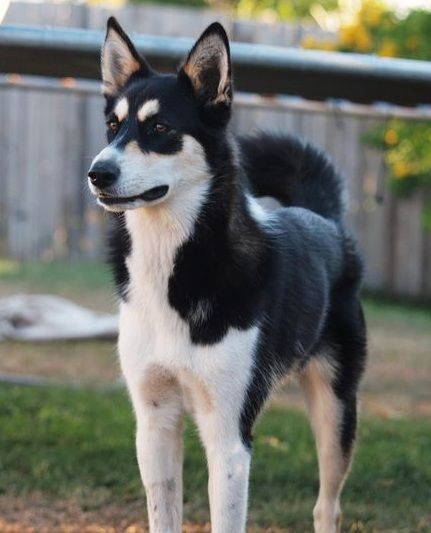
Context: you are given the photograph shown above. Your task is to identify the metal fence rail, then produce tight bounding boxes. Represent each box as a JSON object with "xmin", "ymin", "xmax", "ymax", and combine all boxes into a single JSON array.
[
  {"xmin": 1, "ymin": 25, "xmax": 431, "ymax": 105},
  {"xmin": 2, "ymin": 73, "xmax": 431, "ymax": 122}
]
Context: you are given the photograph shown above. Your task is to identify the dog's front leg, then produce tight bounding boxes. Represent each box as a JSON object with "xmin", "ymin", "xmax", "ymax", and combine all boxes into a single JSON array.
[
  {"xmin": 207, "ymin": 437, "xmax": 251, "ymax": 533},
  {"xmin": 196, "ymin": 409, "xmax": 251, "ymax": 533},
  {"xmin": 128, "ymin": 368, "xmax": 184, "ymax": 533}
]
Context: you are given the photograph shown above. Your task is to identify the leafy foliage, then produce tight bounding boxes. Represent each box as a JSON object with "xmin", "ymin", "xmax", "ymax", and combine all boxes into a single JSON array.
[
  {"xmin": 232, "ymin": 0, "xmax": 338, "ymax": 21},
  {"xmin": 364, "ymin": 120, "xmax": 431, "ymax": 197},
  {"xmin": 129, "ymin": 0, "xmax": 338, "ymax": 20},
  {"xmin": 130, "ymin": 0, "xmax": 208, "ymax": 6},
  {"xmin": 302, "ymin": 2, "xmax": 431, "ymax": 226}
]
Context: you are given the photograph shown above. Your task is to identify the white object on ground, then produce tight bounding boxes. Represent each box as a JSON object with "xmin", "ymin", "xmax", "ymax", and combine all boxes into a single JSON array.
[{"xmin": 0, "ymin": 294, "xmax": 118, "ymax": 341}]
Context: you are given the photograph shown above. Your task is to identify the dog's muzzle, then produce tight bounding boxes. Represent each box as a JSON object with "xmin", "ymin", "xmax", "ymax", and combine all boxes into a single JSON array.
[{"xmin": 88, "ymin": 160, "xmax": 119, "ymax": 190}]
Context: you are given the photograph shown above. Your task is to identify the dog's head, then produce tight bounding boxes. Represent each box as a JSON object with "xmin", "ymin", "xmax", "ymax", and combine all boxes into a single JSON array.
[{"xmin": 88, "ymin": 18, "xmax": 233, "ymax": 212}]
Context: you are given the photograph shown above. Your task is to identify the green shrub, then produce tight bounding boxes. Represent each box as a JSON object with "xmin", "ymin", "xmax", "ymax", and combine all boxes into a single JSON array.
[{"xmin": 304, "ymin": 2, "xmax": 431, "ymax": 226}]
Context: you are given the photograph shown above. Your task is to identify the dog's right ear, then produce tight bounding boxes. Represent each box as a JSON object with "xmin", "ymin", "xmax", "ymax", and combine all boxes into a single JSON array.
[{"xmin": 101, "ymin": 17, "xmax": 151, "ymax": 97}]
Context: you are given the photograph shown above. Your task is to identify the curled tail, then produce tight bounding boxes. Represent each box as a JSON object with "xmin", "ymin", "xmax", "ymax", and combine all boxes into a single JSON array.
[{"xmin": 239, "ymin": 132, "xmax": 346, "ymax": 221}]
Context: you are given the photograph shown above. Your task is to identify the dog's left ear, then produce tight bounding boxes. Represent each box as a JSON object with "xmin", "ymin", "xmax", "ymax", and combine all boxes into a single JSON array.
[{"xmin": 179, "ymin": 22, "xmax": 232, "ymax": 126}]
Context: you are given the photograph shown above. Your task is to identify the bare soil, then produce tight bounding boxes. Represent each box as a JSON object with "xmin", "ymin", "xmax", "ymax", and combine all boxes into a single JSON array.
[{"xmin": 0, "ymin": 496, "xmax": 285, "ymax": 533}]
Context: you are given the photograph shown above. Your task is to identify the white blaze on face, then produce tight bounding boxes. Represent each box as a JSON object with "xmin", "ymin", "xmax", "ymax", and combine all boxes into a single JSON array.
[
  {"xmin": 137, "ymin": 99, "xmax": 160, "ymax": 122},
  {"xmin": 89, "ymin": 133, "xmax": 212, "ymax": 214},
  {"xmin": 116, "ymin": 135, "xmax": 210, "ymax": 197}
]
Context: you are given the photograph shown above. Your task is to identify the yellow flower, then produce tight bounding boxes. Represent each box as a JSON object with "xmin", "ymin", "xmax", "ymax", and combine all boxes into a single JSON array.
[
  {"xmin": 367, "ymin": 10, "xmax": 382, "ymax": 27},
  {"xmin": 379, "ymin": 39, "xmax": 398, "ymax": 57},
  {"xmin": 361, "ymin": 4, "xmax": 383, "ymax": 27},
  {"xmin": 392, "ymin": 161, "xmax": 410, "ymax": 178},
  {"xmin": 340, "ymin": 24, "xmax": 372, "ymax": 52},
  {"xmin": 301, "ymin": 37, "xmax": 337, "ymax": 52},
  {"xmin": 355, "ymin": 26, "xmax": 372, "ymax": 52},
  {"xmin": 301, "ymin": 36, "xmax": 318, "ymax": 49},
  {"xmin": 384, "ymin": 129, "xmax": 398, "ymax": 145},
  {"xmin": 320, "ymin": 41, "xmax": 337, "ymax": 51},
  {"xmin": 340, "ymin": 24, "xmax": 358, "ymax": 47}
]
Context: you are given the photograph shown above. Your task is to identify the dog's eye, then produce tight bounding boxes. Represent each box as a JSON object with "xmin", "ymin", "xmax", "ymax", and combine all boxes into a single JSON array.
[
  {"xmin": 153, "ymin": 123, "xmax": 169, "ymax": 134},
  {"xmin": 107, "ymin": 120, "xmax": 119, "ymax": 132}
]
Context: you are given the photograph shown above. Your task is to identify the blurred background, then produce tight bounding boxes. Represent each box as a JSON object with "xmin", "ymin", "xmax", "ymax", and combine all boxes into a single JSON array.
[
  {"xmin": 0, "ymin": 1, "xmax": 430, "ymax": 532},
  {"xmin": 1, "ymin": 0, "xmax": 431, "ymax": 299}
]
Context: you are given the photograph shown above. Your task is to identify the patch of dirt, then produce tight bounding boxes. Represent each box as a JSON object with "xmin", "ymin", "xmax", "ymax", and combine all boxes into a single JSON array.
[
  {"xmin": 0, "ymin": 340, "xmax": 120, "ymax": 385},
  {"xmin": 2, "ymin": 332, "xmax": 431, "ymax": 418},
  {"xmin": 1, "ymin": 291, "xmax": 431, "ymax": 418},
  {"xmin": 0, "ymin": 496, "xmax": 285, "ymax": 533}
]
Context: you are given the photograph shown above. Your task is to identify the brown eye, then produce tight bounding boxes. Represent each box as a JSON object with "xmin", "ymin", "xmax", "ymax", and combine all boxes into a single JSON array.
[
  {"xmin": 107, "ymin": 120, "xmax": 119, "ymax": 132},
  {"xmin": 153, "ymin": 123, "xmax": 169, "ymax": 134}
]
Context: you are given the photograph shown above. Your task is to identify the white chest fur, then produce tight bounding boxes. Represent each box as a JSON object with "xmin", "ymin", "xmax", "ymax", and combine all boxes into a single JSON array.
[{"xmin": 117, "ymin": 200, "xmax": 259, "ymax": 415}]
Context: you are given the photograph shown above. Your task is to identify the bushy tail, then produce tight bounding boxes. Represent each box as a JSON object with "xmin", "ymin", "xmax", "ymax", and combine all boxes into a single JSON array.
[{"xmin": 239, "ymin": 132, "xmax": 345, "ymax": 221}]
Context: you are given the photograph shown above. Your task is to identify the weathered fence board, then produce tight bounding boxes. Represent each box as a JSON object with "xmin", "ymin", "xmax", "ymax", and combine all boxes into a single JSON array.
[{"xmin": 0, "ymin": 1, "xmax": 430, "ymax": 299}]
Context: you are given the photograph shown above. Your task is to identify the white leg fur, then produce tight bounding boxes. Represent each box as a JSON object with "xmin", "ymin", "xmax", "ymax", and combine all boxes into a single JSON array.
[
  {"xmin": 193, "ymin": 399, "xmax": 251, "ymax": 533},
  {"xmin": 128, "ymin": 366, "xmax": 184, "ymax": 533},
  {"xmin": 300, "ymin": 358, "xmax": 350, "ymax": 533}
]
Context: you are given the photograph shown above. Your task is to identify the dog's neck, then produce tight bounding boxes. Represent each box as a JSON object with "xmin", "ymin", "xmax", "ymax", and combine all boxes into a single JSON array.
[
  {"xmin": 124, "ymin": 153, "xmax": 245, "ymax": 252},
  {"xmin": 123, "ymin": 157, "xmax": 266, "ymax": 303},
  {"xmin": 124, "ymin": 179, "xmax": 209, "ymax": 271}
]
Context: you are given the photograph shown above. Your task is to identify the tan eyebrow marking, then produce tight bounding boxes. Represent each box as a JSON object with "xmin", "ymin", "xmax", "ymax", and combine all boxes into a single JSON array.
[
  {"xmin": 114, "ymin": 98, "xmax": 129, "ymax": 121},
  {"xmin": 137, "ymin": 99, "xmax": 160, "ymax": 122}
]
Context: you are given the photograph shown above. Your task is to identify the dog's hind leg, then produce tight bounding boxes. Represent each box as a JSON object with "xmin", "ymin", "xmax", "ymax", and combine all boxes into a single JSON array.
[
  {"xmin": 128, "ymin": 365, "xmax": 184, "ymax": 533},
  {"xmin": 299, "ymin": 355, "xmax": 358, "ymax": 533}
]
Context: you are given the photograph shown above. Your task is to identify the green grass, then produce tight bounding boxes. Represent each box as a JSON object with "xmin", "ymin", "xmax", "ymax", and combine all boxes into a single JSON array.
[
  {"xmin": 363, "ymin": 298, "xmax": 431, "ymax": 329},
  {"xmin": 0, "ymin": 258, "xmax": 431, "ymax": 314},
  {"xmin": 1, "ymin": 258, "xmax": 430, "ymax": 324},
  {"xmin": 0, "ymin": 259, "xmax": 111, "ymax": 289},
  {"xmin": 0, "ymin": 259, "xmax": 114, "ymax": 311},
  {"xmin": 1, "ymin": 260, "xmax": 431, "ymax": 530},
  {"xmin": 1, "ymin": 384, "xmax": 430, "ymax": 531}
]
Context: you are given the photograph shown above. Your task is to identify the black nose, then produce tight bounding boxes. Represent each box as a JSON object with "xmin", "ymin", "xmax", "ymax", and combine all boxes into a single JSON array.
[{"xmin": 88, "ymin": 161, "xmax": 119, "ymax": 189}]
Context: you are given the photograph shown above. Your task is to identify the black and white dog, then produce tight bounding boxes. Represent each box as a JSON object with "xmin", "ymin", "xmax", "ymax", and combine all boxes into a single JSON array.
[{"xmin": 88, "ymin": 18, "xmax": 367, "ymax": 533}]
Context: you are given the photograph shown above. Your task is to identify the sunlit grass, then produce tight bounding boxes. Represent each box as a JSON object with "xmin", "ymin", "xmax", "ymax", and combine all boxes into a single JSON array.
[{"xmin": 0, "ymin": 258, "xmax": 20, "ymax": 276}]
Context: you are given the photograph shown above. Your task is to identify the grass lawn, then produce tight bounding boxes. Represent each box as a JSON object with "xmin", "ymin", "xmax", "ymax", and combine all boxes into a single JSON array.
[
  {"xmin": 1, "ymin": 384, "xmax": 430, "ymax": 532},
  {"xmin": 1, "ymin": 260, "xmax": 431, "ymax": 532}
]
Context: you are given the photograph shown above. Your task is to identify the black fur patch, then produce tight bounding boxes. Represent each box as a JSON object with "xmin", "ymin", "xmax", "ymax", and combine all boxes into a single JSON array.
[
  {"xmin": 239, "ymin": 132, "xmax": 345, "ymax": 221},
  {"xmin": 107, "ymin": 213, "xmax": 131, "ymax": 301},
  {"xmin": 168, "ymin": 173, "xmax": 271, "ymax": 345}
]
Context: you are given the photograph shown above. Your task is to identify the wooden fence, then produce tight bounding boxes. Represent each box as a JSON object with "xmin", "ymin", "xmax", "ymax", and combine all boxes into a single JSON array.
[{"xmin": 1, "ymin": 1, "xmax": 430, "ymax": 298}]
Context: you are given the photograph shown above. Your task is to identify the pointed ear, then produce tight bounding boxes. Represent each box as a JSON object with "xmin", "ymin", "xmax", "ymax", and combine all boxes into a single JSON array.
[
  {"xmin": 179, "ymin": 23, "xmax": 232, "ymax": 124},
  {"xmin": 101, "ymin": 17, "xmax": 151, "ymax": 97}
]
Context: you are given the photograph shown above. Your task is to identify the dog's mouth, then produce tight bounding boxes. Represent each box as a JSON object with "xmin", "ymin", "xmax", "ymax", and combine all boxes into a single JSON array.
[{"xmin": 98, "ymin": 185, "xmax": 169, "ymax": 206}]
